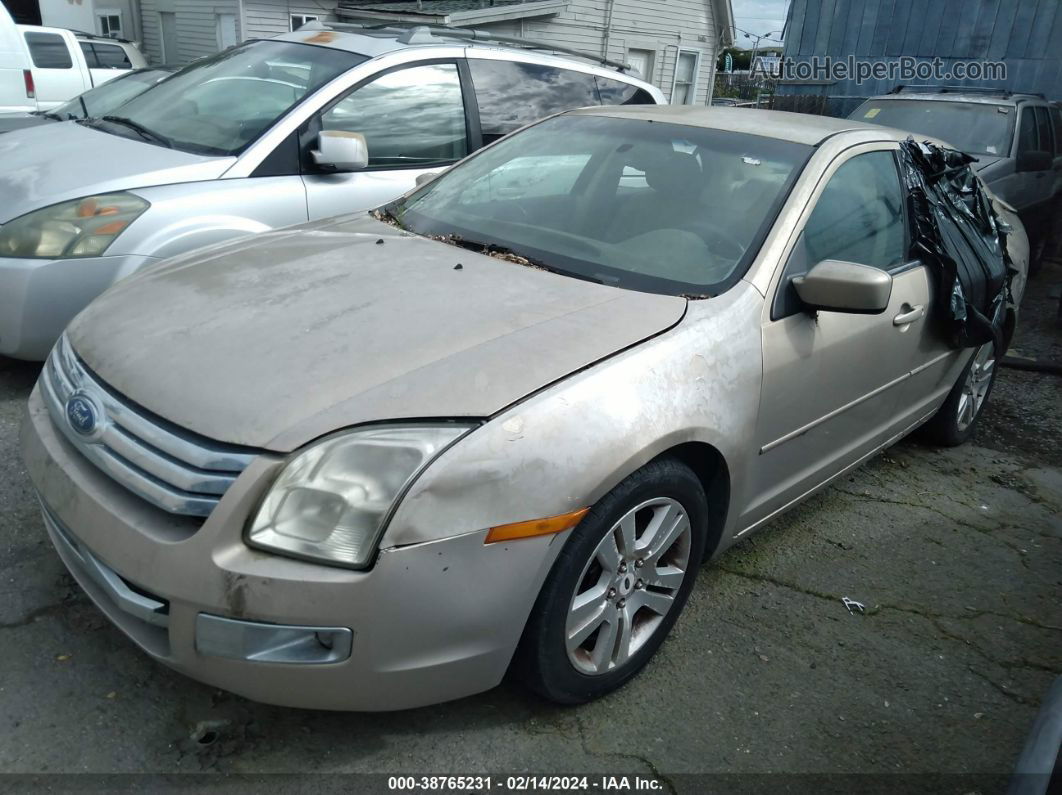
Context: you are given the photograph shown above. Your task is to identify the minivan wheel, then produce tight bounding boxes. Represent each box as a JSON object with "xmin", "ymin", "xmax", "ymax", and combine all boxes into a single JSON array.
[
  {"xmin": 514, "ymin": 458, "xmax": 707, "ymax": 704},
  {"xmin": 919, "ymin": 339, "xmax": 1000, "ymax": 447}
]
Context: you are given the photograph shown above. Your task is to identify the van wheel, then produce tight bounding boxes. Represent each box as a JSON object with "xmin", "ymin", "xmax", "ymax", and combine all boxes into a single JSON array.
[
  {"xmin": 919, "ymin": 339, "xmax": 1000, "ymax": 447},
  {"xmin": 514, "ymin": 458, "xmax": 707, "ymax": 704}
]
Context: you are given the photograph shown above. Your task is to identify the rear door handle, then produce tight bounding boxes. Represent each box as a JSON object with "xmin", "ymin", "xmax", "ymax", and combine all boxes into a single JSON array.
[{"xmin": 893, "ymin": 305, "xmax": 925, "ymax": 326}]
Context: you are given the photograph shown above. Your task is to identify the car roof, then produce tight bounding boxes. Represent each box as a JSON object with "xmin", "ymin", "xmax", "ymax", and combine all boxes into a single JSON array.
[
  {"xmin": 568, "ymin": 105, "xmax": 905, "ymax": 146},
  {"xmin": 267, "ymin": 25, "xmax": 656, "ymax": 88}
]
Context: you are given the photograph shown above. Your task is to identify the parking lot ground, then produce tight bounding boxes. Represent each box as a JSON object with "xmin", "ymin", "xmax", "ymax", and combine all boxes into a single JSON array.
[{"xmin": 1, "ymin": 261, "xmax": 1059, "ymax": 788}]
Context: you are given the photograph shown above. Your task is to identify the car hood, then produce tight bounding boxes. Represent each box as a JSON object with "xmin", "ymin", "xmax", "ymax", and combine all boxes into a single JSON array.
[
  {"xmin": 0, "ymin": 121, "xmax": 232, "ymax": 223},
  {"xmin": 68, "ymin": 215, "xmax": 688, "ymax": 451},
  {"xmin": 0, "ymin": 113, "xmax": 51, "ymax": 135}
]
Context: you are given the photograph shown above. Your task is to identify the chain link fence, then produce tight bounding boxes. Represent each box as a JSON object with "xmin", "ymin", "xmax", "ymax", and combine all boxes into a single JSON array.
[{"xmin": 712, "ymin": 74, "xmax": 829, "ymax": 116}]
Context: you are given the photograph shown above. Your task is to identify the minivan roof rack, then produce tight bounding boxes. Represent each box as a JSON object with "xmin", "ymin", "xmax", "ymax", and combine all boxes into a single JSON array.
[
  {"xmin": 301, "ymin": 20, "xmax": 632, "ymax": 72},
  {"xmin": 888, "ymin": 84, "xmax": 1045, "ymax": 99}
]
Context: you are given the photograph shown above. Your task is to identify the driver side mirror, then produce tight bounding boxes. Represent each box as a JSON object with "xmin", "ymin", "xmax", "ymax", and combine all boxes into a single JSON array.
[
  {"xmin": 312, "ymin": 130, "xmax": 368, "ymax": 172},
  {"xmin": 1016, "ymin": 149, "xmax": 1052, "ymax": 173},
  {"xmin": 793, "ymin": 259, "xmax": 893, "ymax": 314}
]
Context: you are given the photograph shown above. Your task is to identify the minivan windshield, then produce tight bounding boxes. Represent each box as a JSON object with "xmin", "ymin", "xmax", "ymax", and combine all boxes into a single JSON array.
[
  {"xmin": 390, "ymin": 114, "xmax": 810, "ymax": 296},
  {"xmin": 50, "ymin": 67, "xmax": 173, "ymax": 121},
  {"xmin": 851, "ymin": 99, "xmax": 1015, "ymax": 157},
  {"xmin": 83, "ymin": 41, "xmax": 367, "ymax": 155}
]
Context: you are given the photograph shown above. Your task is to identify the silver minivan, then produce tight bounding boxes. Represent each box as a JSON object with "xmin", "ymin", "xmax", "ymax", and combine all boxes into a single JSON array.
[{"xmin": 0, "ymin": 23, "xmax": 661, "ymax": 360}]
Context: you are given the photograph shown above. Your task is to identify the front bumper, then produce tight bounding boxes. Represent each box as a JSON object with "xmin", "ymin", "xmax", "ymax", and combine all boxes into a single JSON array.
[
  {"xmin": 0, "ymin": 253, "xmax": 156, "ymax": 360},
  {"xmin": 21, "ymin": 385, "xmax": 564, "ymax": 710}
]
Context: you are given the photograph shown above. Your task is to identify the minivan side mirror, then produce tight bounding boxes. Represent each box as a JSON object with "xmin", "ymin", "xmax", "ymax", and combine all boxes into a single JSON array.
[
  {"xmin": 793, "ymin": 259, "xmax": 893, "ymax": 314},
  {"xmin": 312, "ymin": 130, "xmax": 368, "ymax": 172},
  {"xmin": 1016, "ymin": 149, "xmax": 1052, "ymax": 173}
]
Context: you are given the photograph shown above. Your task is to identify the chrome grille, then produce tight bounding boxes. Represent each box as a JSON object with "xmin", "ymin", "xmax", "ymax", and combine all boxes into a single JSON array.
[{"xmin": 41, "ymin": 335, "xmax": 255, "ymax": 517}]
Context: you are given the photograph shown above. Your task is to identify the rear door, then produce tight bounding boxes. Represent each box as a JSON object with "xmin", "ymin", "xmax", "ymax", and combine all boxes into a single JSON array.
[
  {"xmin": 0, "ymin": 5, "xmax": 33, "ymax": 112},
  {"xmin": 22, "ymin": 29, "xmax": 89, "ymax": 108},
  {"xmin": 1013, "ymin": 104, "xmax": 1054, "ymax": 212},
  {"xmin": 302, "ymin": 59, "xmax": 472, "ymax": 219}
]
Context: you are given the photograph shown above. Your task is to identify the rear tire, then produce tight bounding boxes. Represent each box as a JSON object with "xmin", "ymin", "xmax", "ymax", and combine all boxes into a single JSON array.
[
  {"xmin": 514, "ymin": 458, "xmax": 708, "ymax": 704},
  {"xmin": 919, "ymin": 338, "xmax": 1000, "ymax": 447}
]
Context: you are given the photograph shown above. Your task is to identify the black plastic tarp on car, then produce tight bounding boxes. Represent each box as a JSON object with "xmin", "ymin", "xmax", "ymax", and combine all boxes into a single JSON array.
[{"xmin": 899, "ymin": 137, "xmax": 1015, "ymax": 349}]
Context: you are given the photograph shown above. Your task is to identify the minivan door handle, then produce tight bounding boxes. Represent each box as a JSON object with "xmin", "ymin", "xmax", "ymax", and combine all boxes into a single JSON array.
[{"xmin": 893, "ymin": 305, "xmax": 925, "ymax": 326}]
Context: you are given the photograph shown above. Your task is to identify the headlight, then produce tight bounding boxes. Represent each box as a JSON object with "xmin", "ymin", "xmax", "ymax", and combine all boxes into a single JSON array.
[
  {"xmin": 0, "ymin": 193, "xmax": 149, "ymax": 258},
  {"xmin": 246, "ymin": 424, "xmax": 474, "ymax": 568}
]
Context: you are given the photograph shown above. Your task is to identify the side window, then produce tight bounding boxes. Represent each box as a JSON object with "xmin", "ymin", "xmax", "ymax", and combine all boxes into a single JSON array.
[
  {"xmin": 320, "ymin": 63, "xmax": 468, "ymax": 168},
  {"xmin": 773, "ymin": 151, "xmax": 907, "ymax": 319},
  {"xmin": 1017, "ymin": 107, "xmax": 1038, "ymax": 154},
  {"xmin": 1052, "ymin": 106, "xmax": 1062, "ymax": 156},
  {"xmin": 79, "ymin": 42, "xmax": 100, "ymax": 69},
  {"xmin": 468, "ymin": 59, "xmax": 599, "ymax": 144},
  {"xmin": 25, "ymin": 32, "xmax": 73, "ymax": 69},
  {"xmin": 595, "ymin": 76, "xmax": 655, "ymax": 106},
  {"xmin": 93, "ymin": 43, "xmax": 132, "ymax": 69},
  {"xmin": 1034, "ymin": 106, "xmax": 1054, "ymax": 154}
]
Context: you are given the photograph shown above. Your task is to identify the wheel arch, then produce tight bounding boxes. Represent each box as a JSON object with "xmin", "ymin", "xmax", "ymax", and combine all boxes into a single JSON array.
[{"xmin": 650, "ymin": 441, "xmax": 731, "ymax": 561}]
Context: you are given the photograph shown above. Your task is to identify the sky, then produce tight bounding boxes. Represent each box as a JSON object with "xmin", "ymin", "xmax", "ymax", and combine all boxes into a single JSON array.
[{"xmin": 731, "ymin": 0, "xmax": 789, "ymax": 47}]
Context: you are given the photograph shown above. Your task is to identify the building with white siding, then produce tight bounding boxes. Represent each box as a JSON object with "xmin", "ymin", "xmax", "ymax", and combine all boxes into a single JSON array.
[{"xmin": 134, "ymin": 0, "xmax": 733, "ymax": 105}]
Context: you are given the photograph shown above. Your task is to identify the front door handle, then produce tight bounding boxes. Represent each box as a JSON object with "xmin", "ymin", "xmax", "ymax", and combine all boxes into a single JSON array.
[{"xmin": 893, "ymin": 305, "xmax": 925, "ymax": 326}]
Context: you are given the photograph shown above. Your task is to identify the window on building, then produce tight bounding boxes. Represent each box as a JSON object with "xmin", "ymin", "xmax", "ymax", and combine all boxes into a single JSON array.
[
  {"xmin": 626, "ymin": 48, "xmax": 654, "ymax": 81},
  {"xmin": 671, "ymin": 50, "xmax": 699, "ymax": 105},
  {"xmin": 290, "ymin": 14, "xmax": 319, "ymax": 31},
  {"xmin": 321, "ymin": 62, "xmax": 468, "ymax": 168},
  {"xmin": 24, "ymin": 32, "xmax": 72, "ymax": 69},
  {"xmin": 96, "ymin": 11, "xmax": 123, "ymax": 38},
  {"xmin": 468, "ymin": 58, "xmax": 599, "ymax": 143}
]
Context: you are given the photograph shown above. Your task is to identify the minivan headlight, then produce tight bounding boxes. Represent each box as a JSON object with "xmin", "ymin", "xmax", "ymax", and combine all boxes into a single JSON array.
[
  {"xmin": 0, "ymin": 193, "xmax": 149, "ymax": 258},
  {"xmin": 246, "ymin": 424, "xmax": 474, "ymax": 568}
]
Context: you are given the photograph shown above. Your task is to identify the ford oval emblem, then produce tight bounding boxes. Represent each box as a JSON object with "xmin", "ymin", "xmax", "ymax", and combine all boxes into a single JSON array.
[{"xmin": 66, "ymin": 394, "xmax": 100, "ymax": 436}]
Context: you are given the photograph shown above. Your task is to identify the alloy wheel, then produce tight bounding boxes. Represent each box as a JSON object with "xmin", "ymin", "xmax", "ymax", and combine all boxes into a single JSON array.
[
  {"xmin": 565, "ymin": 497, "xmax": 692, "ymax": 675},
  {"xmin": 956, "ymin": 341, "xmax": 995, "ymax": 432}
]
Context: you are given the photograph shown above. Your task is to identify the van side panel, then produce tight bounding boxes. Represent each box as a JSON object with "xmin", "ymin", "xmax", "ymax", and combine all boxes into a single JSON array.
[{"xmin": 0, "ymin": 5, "xmax": 34, "ymax": 113}]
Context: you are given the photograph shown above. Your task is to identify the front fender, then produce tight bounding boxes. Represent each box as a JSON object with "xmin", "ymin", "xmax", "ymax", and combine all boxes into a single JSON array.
[
  {"xmin": 382, "ymin": 283, "xmax": 765, "ymax": 552},
  {"xmin": 108, "ymin": 177, "xmax": 308, "ymax": 262}
]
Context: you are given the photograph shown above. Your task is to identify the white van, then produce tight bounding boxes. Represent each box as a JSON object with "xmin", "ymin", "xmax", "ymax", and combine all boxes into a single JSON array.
[
  {"xmin": 0, "ymin": 4, "xmax": 33, "ymax": 113},
  {"xmin": 0, "ymin": 12, "xmax": 145, "ymax": 112}
]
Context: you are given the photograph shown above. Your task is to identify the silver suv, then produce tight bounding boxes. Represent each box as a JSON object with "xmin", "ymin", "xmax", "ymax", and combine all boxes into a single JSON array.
[
  {"xmin": 850, "ymin": 87, "xmax": 1062, "ymax": 264},
  {"xmin": 0, "ymin": 22, "xmax": 661, "ymax": 360}
]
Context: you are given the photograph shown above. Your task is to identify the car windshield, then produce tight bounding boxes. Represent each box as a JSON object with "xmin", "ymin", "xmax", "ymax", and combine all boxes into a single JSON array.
[
  {"xmin": 851, "ymin": 99, "xmax": 1015, "ymax": 157},
  {"xmin": 389, "ymin": 114, "xmax": 811, "ymax": 296},
  {"xmin": 84, "ymin": 41, "xmax": 367, "ymax": 155},
  {"xmin": 52, "ymin": 68, "xmax": 172, "ymax": 120}
]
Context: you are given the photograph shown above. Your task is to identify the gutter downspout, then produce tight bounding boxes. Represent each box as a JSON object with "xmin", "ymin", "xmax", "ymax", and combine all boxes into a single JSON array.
[{"xmin": 601, "ymin": 0, "xmax": 616, "ymax": 63}]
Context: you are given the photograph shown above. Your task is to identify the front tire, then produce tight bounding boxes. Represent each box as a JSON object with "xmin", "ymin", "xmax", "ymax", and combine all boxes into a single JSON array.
[
  {"xmin": 514, "ymin": 458, "xmax": 708, "ymax": 704},
  {"xmin": 919, "ymin": 338, "xmax": 1000, "ymax": 446}
]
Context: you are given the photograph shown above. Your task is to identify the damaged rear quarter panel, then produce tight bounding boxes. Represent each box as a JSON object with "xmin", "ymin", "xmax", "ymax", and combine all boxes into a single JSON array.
[{"xmin": 382, "ymin": 282, "xmax": 765, "ymax": 553}]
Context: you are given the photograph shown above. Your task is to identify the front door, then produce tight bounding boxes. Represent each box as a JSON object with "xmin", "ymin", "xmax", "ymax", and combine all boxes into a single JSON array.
[
  {"xmin": 302, "ymin": 61, "xmax": 472, "ymax": 220},
  {"xmin": 743, "ymin": 148, "xmax": 930, "ymax": 528}
]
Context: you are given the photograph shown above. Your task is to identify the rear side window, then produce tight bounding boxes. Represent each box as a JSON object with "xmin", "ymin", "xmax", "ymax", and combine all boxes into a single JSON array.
[
  {"xmin": 595, "ymin": 76, "xmax": 655, "ymax": 106},
  {"xmin": 1034, "ymin": 106, "xmax": 1054, "ymax": 154},
  {"xmin": 93, "ymin": 43, "xmax": 132, "ymax": 69},
  {"xmin": 25, "ymin": 32, "xmax": 73, "ymax": 69},
  {"xmin": 1017, "ymin": 107, "xmax": 1038, "ymax": 154},
  {"xmin": 1052, "ymin": 106, "xmax": 1062, "ymax": 156},
  {"xmin": 79, "ymin": 42, "xmax": 99, "ymax": 68},
  {"xmin": 469, "ymin": 59, "xmax": 599, "ymax": 143}
]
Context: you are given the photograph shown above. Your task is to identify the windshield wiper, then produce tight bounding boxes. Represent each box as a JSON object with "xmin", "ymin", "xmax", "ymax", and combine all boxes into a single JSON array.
[
  {"xmin": 99, "ymin": 115, "xmax": 174, "ymax": 148},
  {"xmin": 441, "ymin": 237, "xmax": 605, "ymax": 284}
]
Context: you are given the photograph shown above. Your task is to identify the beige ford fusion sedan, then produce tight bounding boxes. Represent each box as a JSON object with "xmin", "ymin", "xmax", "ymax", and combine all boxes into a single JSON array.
[{"xmin": 21, "ymin": 106, "xmax": 1027, "ymax": 711}]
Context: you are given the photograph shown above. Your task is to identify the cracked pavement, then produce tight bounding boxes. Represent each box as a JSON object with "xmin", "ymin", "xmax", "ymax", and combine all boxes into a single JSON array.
[{"xmin": 0, "ymin": 263, "xmax": 1059, "ymax": 784}]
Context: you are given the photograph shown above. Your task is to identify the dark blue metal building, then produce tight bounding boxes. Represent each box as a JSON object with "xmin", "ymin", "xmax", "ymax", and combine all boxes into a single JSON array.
[{"xmin": 778, "ymin": 0, "xmax": 1062, "ymax": 117}]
